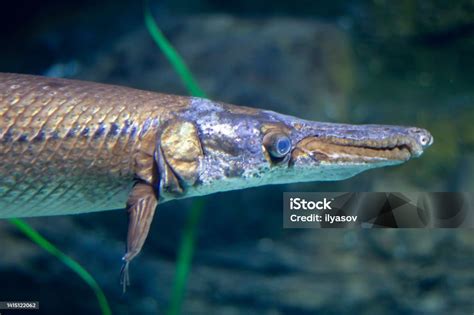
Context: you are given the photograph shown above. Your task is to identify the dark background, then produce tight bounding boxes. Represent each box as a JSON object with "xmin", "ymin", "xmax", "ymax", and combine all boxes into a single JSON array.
[{"xmin": 0, "ymin": 0, "xmax": 473, "ymax": 314}]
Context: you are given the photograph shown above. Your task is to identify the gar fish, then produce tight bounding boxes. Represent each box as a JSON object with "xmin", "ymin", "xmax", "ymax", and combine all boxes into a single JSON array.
[{"xmin": 0, "ymin": 73, "xmax": 433, "ymax": 288}]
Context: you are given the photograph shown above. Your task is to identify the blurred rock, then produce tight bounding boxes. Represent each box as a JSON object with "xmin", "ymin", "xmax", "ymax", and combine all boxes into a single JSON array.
[{"xmin": 364, "ymin": 0, "xmax": 474, "ymax": 41}]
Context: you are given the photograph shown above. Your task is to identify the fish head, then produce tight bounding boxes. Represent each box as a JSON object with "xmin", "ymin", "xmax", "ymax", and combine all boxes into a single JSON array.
[{"xmin": 157, "ymin": 97, "xmax": 433, "ymax": 199}]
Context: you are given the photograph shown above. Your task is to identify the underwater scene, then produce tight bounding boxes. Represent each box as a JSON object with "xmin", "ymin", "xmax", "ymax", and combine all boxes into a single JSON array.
[{"xmin": 0, "ymin": 0, "xmax": 473, "ymax": 314}]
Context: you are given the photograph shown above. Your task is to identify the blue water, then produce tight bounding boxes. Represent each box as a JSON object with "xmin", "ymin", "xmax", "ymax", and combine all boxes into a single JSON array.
[{"xmin": 0, "ymin": 1, "xmax": 473, "ymax": 314}]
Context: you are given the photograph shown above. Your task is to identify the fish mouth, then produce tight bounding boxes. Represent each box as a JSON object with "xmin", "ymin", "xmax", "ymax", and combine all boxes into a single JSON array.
[{"xmin": 291, "ymin": 128, "xmax": 433, "ymax": 164}]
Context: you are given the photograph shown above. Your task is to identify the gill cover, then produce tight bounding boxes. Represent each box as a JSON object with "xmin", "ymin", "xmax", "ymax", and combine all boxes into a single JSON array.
[{"xmin": 155, "ymin": 119, "xmax": 203, "ymax": 198}]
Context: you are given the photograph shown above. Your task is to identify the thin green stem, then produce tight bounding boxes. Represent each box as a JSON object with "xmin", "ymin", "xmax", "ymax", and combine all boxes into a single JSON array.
[
  {"xmin": 8, "ymin": 218, "xmax": 112, "ymax": 315},
  {"xmin": 166, "ymin": 199, "xmax": 205, "ymax": 315},
  {"xmin": 144, "ymin": 2, "xmax": 206, "ymax": 98}
]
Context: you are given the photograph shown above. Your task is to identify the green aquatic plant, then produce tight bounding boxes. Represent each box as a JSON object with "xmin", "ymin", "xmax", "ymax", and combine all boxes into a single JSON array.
[
  {"xmin": 8, "ymin": 218, "xmax": 111, "ymax": 315},
  {"xmin": 144, "ymin": 3, "xmax": 207, "ymax": 314},
  {"xmin": 166, "ymin": 199, "xmax": 205, "ymax": 315},
  {"xmin": 144, "ymin": 3, "xmax": 205, "ymax": 98}
]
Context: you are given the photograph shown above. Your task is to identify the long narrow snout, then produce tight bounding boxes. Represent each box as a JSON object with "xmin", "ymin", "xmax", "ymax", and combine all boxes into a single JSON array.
[{"xmin": 290, "ymin": 122, "xmax": 433, "ymax": 166}]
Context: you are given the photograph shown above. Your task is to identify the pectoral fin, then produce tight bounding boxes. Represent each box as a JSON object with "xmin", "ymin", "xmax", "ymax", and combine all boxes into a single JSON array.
[
  {"xmin": 120, "ymin": 119, "xmax": 202, "ymax": 291},
  {"xmin": 121, "ymin": 182, "xmax": 158, "ymax": 292}
]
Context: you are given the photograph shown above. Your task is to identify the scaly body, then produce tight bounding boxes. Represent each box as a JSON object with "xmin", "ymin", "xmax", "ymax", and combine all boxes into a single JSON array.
[
  {"xmin": 0, "ymin": 73, "xmax": 433, "ymax": 289},
  {"xmin": 0, "ymin": 73, "xmax": 190, "ymax": 217}
]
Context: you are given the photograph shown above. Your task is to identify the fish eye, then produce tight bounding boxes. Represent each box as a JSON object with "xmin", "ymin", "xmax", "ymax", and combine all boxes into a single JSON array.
[{"xmin": 264, "ymin": 132, "xmax": 292, "ymax": 159}]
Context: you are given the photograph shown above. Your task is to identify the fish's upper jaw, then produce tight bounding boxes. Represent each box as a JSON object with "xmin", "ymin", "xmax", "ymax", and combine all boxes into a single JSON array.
[{"xmin": 289, "ymin": 124, "xmax": 433, "ymax": 166}]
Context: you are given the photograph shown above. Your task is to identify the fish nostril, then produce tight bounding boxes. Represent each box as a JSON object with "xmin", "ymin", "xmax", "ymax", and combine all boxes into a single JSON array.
[
  {"xmin": 420, "ymin": 136, "xmax": 429, "ymax": 145},
  {"xmin": 419, "ymin": 133, "xmax": 433, "ymax": 148},
  {"xmin": 409, "ymin": 128, "xmax": 433, "ymax": 148}
]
